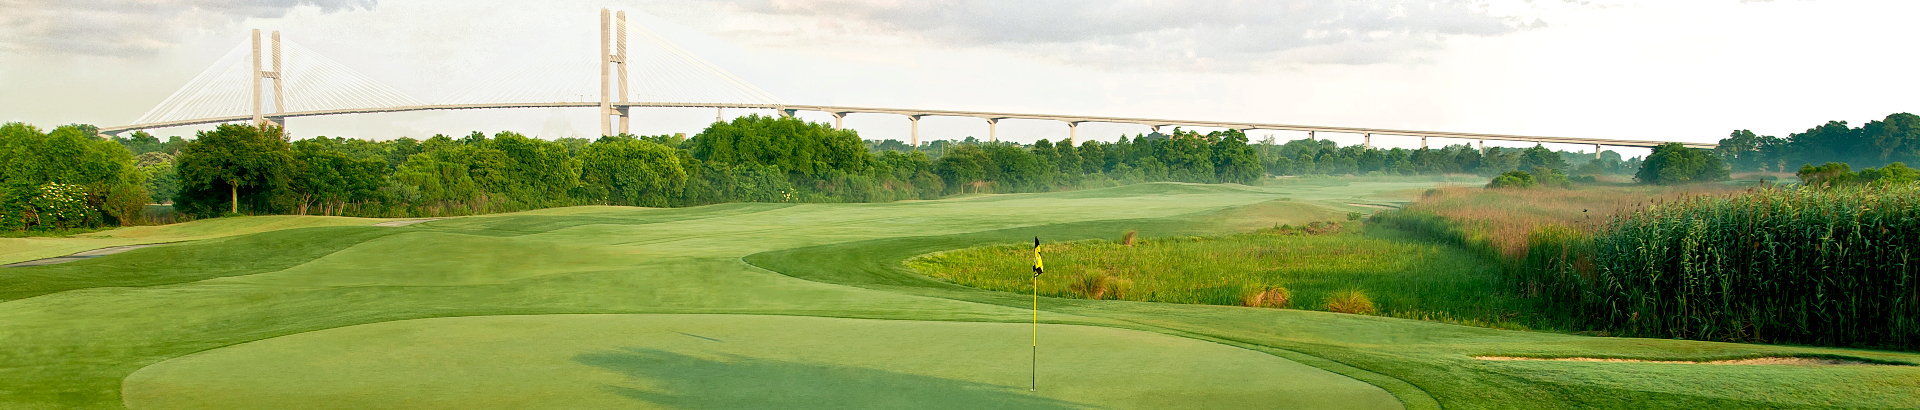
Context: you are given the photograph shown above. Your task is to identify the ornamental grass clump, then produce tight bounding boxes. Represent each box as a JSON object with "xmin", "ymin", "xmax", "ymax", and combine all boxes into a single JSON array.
[
  {"xmin": 1243, "ymin": 286, "xmax": 1292, "ymax": 308},
  {"xmin": 1323, "ymin": 290, "xmax": 1376, "ymax": 315},
  {"xmin": 1067, "ymin": 273, "xmax": 1130, "ymax": 300}
]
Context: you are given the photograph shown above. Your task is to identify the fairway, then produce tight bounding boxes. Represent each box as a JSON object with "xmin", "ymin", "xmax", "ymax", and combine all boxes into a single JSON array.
[
  {"xmin": 124, "ymin": 314, "xmax": 1399, "ymax": 410},
  {"xmin": 7, "ymin": 181, "xmax": 1920, "ymax": 409}
]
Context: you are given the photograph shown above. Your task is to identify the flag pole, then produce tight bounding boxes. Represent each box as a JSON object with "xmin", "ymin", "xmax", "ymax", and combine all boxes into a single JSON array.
[{"xmin": 1031, "ymin": 237, "xmax": 1042, "ymax": 392}]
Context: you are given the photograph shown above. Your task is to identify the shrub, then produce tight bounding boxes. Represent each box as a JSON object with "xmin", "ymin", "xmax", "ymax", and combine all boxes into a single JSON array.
[
  {"xmin": 1346, "ymin": 211, "xmax": 1364, "ymax": 221},
  {"xmin": 1487, "ymin": 171, "xmax": 1536, "ymax": 189},
  {"xmin": 1323, "ymin": 290, "xmax": 1376, "ymax": 315},
  {"xmin": 1243, "ymin": 286, "xmax": 1292, "ymax": 308},
  {"xmin": 1121, "ymin": 230, "xmax": 1137, "ymax": 246}
]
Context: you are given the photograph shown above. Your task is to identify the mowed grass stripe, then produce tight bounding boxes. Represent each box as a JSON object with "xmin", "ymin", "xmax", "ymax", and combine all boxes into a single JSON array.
[
  {"xmin": 0, "ymin": 226, "xmax": 403, "ymax": 302},
  {"xmin": 123, "ymin": 314, "xmax": 1402, "ymax": 410}
]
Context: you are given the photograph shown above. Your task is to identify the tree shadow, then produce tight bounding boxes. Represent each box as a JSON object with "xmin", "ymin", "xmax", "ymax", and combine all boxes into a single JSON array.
[{"xmin": 575, "ymin": 348, "xmax": 1097, "ymax": 410}]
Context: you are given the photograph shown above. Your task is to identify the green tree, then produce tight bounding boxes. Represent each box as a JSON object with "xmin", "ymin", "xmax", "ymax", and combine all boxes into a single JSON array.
[
  {"xmin": 578, "ymin": 138, "xmax": 686, "ymax": 207},
  {"xmin": 174, "ymin": 124, "xmax": 294, "ymax": 216},
  {"xmin": 1636, "ymin": 142, "xmax": 1730, "ymax": 185}
]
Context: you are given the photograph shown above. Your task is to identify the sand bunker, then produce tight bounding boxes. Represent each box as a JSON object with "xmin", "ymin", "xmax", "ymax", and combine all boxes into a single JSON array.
[{"xmin": 1476, "ymin": 356, "xmax": 1899, "ymax": 366}]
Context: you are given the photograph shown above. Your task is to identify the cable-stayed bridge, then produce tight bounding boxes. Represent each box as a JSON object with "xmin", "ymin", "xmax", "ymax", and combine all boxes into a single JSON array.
[{"xmin": 103, "ymin": 9, "xmax": 1714, "ymax": 152}]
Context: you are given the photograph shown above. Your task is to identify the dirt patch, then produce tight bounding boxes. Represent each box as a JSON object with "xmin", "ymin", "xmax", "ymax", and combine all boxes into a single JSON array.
[
  {"xmin": 1345, "ymin": 203, "xmax": 1396, "ymax": 210},
  {"xmin": 1475, "ymin": 356, "xmax": 1900, "ymax": 366}
]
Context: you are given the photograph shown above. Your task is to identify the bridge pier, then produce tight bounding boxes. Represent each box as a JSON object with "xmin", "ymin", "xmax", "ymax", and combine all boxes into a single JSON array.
[
  {"xmin": 985, "ymin": 118, "xmax": 998, "ymax": 142},
  {"xmin": 1421, "ymin": 136, "xmax": 1428, "ymax": 150},
  {"xmin": 599, "ymin": 9, "xmax": 632, "ymax": 136},
  {"xmin": 251, "ymin": 29, "xmax": 287, "ymax": 135},
  {"xmin": 1067, "ymin": 121, "xmax": 1079, "ymax": 145},
  {"xmin": 1364, "ymin": 133, "xmax": 1371, "ymax": 149},
  {"xmin": 832, "ymin": 112, "xmax": 847, "ymax": 130},
  {"xmin": 1308, "ymin": 131, "xmax": 1315, "ymax": 141},
  {"xmin": 1595, "ymin": 144, "xmax": 1603, "ymax": 159},
  {"xmin": 909, "ymin": 115, "xmax": 922, "ymax": 146}
]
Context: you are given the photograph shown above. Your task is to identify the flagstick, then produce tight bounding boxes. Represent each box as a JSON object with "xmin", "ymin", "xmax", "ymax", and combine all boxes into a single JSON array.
[{"xmin": 1031, "ymin": 274, "xmax": 1038, "ymax": 392}]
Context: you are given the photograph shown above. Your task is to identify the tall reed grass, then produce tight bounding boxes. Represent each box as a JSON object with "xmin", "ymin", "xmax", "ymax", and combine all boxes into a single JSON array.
[{"xmin": 1560, "ymin": 185, "xmax": 1920, "ymax": 349}]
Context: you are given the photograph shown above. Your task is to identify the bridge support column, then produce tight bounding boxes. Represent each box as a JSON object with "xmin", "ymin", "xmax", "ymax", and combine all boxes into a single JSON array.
[
  {"xmin": 986, "ymin": 118, "xmax": 998, "ymax": 142},
  {"xmin": 832, "ymin": 112, "xmax": 845, "ymax": 130},
  {"xmin": 1364, "ymin": 133, "xmax": 1371, "ymax": 149},
  {"xmin": 251, "ymin": 29, "xmax": 287, "ymax": 136},
  {"xmin": 778, "ymin": 106, "xmax": 796, "ymax": 118},
  {"xmin": 615, "ymin": 11, "xmax": 630, "ymax": 136},
  {"xmin": 1478, "ymin": 139, "xmax": 1485, "ymax": 151},
  {"xmin": 600, "ymin": 9, "xmax": 613, "ymax": 137},
  {"xmin": 1307, "ymin": 130, "xmax": 1315, "ymax": 141},
  {"xmin": 1067, "ymin": 122, "xmax": 1079, "ymax": 145},
  {"xmin": 1595, "ymin": 144, "xmax": 1602, "ymax": 159},
  {"xmin": 909, "ymin": 115, "xmax": 922, "ymax": 146},
  {"xmin": 1421, "ymin": 136, "xmax": 1428, "ymax": 149}
]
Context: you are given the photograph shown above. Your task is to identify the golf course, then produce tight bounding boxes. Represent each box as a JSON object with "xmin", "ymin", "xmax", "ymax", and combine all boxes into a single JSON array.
[{"xmin": 7, "ymin": 180, "xmax": 1920, "ymax": 409}]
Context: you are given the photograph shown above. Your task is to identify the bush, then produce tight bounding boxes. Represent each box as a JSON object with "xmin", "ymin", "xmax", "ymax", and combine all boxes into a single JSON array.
[
  {"xmin": 1067, "ymin": 273, "xmax": 1129, "ymax": 300},
  {"xmin": 1487, "ymin": 171, "xmax": 1536, "ymax": 189},
  {"xmin": 1323, "ymin": 290, "xmax": 1376, "ymax": 315}
]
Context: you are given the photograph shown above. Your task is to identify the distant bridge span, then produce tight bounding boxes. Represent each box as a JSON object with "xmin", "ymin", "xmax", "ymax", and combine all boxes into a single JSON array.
[
  {"xmin": 107, "ymin": 9, "xmax": 1714, "ymax": 153},
  {"xmin": 101, "ymin": 101, "xmax": 1714, "ymax": 150}
]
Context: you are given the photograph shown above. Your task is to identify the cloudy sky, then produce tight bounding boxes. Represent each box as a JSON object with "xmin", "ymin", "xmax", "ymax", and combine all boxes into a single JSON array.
[{"xmin": 2, "ymin": 0, "xmax": 1915, "ymax": 154}]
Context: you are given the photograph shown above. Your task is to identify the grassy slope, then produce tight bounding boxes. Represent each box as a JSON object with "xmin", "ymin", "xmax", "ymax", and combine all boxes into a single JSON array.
[
  {"xmin": 0, "ymin": 215, "xmax": 385, "ymax": 265},
  {"xmin": 1, "ymin": 180, "xmax": 1917, "ymax": 409}
]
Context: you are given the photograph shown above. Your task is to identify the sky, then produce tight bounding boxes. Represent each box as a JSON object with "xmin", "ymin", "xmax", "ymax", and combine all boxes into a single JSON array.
[{"xmin": 2, "ymin": 0, "xmax": 1916, "ymax": 156}]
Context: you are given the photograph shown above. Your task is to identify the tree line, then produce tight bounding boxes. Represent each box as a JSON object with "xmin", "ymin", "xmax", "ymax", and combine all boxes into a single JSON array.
[
  {"xmin": 1716, "ymin": 112, "xmax": 1919, "ymax": 173},
  {"xmin": 1, "ymin": 115, "xmax": 1276, "ymax": 230}
]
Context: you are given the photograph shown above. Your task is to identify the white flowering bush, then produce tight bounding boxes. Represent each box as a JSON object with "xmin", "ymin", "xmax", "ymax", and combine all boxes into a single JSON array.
[{"xmin": 2, "ymin": 182, "xmax": 103, "ymax": 231}]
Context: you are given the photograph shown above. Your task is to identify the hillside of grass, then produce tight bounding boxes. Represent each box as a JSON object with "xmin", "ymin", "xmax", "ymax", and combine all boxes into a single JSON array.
[{"xmin": 4, "ymin": 181, "xmax": 1920, "ymax": 409}]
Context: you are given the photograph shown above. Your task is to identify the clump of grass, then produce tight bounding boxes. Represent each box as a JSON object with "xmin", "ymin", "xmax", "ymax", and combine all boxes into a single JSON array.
[
  {"xmin": 1067, "ymin": 273, "xmax": 1131, "ymax": 300},
  {"xmin": 1323, "ymin": 290, "xmax": 1376, "ymax": 315},
  {"xmin": 1243, "ymin": 286, "xmax": 1292, "ymax": 308},
  {"xmin": 1121, "ymin": 230, "xmax": 1136, "ymax": 246}
]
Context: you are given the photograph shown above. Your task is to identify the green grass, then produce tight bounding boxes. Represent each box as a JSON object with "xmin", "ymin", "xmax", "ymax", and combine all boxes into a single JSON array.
[
  {"xmin": 0, "ymin": 215, "xmax": 387, "ymax": 265},
  {"xmin": 124, "ymin": 314, "xmax": 1397, "ymax": 410},
  {"xmin": 906, "ymin": 227, "xmax": 1549, "ymax": 329},
  {"xmin": 3, "ymin": 181, "xmax": 1919, "ymax": 409}
]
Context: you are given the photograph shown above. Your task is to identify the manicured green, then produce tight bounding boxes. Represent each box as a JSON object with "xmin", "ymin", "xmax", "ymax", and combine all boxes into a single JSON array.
[
  {"xmin": 3, "ymin": 181, "xmax": 1919, "ymax": 410},
  {"xmin": 124, "ymin": 315, "xmax": 1398, "ymax": 410}
]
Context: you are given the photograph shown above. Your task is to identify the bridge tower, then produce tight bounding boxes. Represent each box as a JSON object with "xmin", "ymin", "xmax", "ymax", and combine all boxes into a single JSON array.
[
  {"xmin": 601, "ymin": 9, "xmax": 632, "ymax": 136},
  {"xmin": 251, "ymin": 29, "xmax": 287, "ymax": 134}
]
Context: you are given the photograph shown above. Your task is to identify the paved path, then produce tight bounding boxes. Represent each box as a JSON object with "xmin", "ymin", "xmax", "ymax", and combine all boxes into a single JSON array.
[
  {"xmin": 1, "ymin": 243, "xmax": 172, "ymax": 268},
  {"xmin": 370, "ymin": 218, "xmax": 444, "ymax": 227}
]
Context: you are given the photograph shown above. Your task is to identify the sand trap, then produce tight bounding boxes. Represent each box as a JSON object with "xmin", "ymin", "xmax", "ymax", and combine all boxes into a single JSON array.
[{"xmin": 1476, "ymin": 356, "xmax": 1898, "ymax": 366}]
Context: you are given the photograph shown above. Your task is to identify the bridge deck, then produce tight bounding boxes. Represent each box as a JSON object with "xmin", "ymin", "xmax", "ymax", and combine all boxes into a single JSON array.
[{"xmin": 100, "ymin": 102, "xmax": 1715, "ymax": 149}]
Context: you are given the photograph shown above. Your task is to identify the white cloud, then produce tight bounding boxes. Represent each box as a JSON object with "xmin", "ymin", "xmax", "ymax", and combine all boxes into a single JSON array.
[
  {"xmin": 0, "ymin": 0, "xmax": 374, "ymax": 57},
  {"xmin": 694, "ymin": 0, "xmax": 1520, "ymax": 70}
]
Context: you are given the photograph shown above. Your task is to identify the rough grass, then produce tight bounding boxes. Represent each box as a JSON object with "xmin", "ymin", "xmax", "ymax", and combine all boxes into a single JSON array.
[
  {"xmin": 1391, "ymin": 184, "xmax": 1745, "ymax": 258},
  {"xmin": 907, "ymin": 227, "xmax": 1554, "ymax": 330}
]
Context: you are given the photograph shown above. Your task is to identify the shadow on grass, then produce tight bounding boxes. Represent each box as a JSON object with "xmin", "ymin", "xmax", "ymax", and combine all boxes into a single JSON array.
[{"xmin": 576, "ymin": 348, "xmax": 1094, "ymax": 410}]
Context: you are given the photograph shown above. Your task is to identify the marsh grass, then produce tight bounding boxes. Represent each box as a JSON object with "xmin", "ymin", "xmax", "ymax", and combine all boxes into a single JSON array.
[
  {"xmin": 908, "ymin": 227, "xmax": 1552, "ymax": 329},
  {"xmin": 1323, "ymin": 290, "xmax": 1377, "ymax": 315}
]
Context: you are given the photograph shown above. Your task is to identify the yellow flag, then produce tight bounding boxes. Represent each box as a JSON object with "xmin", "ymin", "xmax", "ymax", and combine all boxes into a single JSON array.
[{"xmin": 1032, "ymin": 237, "xmax": 1044, "ymax": 276}]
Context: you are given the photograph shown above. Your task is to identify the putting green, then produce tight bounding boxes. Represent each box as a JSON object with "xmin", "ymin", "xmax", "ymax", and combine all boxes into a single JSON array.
[{"xmin": 122, "ymin": 314, "xmax": 1401, "ymax": 410}]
